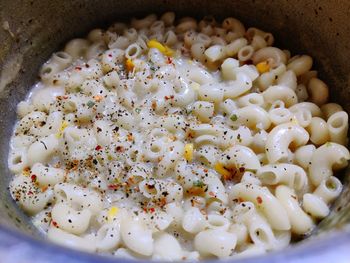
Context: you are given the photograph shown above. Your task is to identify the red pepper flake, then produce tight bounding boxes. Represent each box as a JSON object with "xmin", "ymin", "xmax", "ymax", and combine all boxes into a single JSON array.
[
  {"xmin": 108, "ymin": 184, "xmax": 119, "ymax": 190},
  {"xmin": 75, "ymin": 66, "xmax": 82, "ymax": 71},
  {"xmin": 187, "ymin": 132, "xmax": 194, "ymax": 139},
  {"xmin": 95, "ymin": 145, "xmax": 102, "ymax": 151},
  {"xmin": 239, "ymin": 167, "xmax": 245, "ymax": 173},
  {"xmin": 28, "ymin": 191, "xmax": 33, "ymax": 195},
  {"xmin": 93, "ymin": 95, "xmax": 103, "ymax": 102},
  {"xmin": 208, "ymin": 191, "xmax": 215, "ymax": 197},
  {"xmin": 116, "ymin": 146, "xmax": 125, "ymax": 152},
  {"xmin": 166, "ymin": 57, "xmax": 173, "ymax": 64},
  {"xmin": 158, "ymin": 197, "xmax": 167, "ymax": 207},
  {"xmin": 203, "ymin": 169, "xmax": 208, "ymax": 173},
  {"xmin": 52, "ymin": 221, "xmax": 58, "ymax": 227},
  {"xmin": 170, "ymin": 95, "xmax": 174, "ymax": 99},
  {"xmin": 151, "ymin": 101, "xmax": 157, "ymax": 110},
  {"xmin": 108, "ymin": 54, "xmax": 113, "ymax": 57},
  {"xmin": 31, "ymin": 174, "xmax": 37, "ymax": 182},
  {"xmin": 127, "ymin": 176, "xmax": 135, "ymax": 185},
  {"xmin": 71, "ymin": 160, "xmax": 79, "ymax": 170},
  {"xmin": 256, "ymin": 196, "xmax": 263, "ymax": 204},
  {"xmin": 127, "ymin": 133, "xmax": 134, "ymax": 142},
  {"xmin": 143, "ymin": 207, "xmax": 156, "ymax": 213}
]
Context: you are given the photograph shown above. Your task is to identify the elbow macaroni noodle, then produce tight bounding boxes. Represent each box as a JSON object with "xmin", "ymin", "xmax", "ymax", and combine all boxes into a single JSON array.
[{"xmin": 8, "ymin": 13, "xmax": 350, "ymax": 260}]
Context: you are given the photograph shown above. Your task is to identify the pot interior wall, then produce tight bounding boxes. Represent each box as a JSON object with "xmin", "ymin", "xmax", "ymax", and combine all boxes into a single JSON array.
[{"xmin": 0, "ymin": 0, "xmax": 350, "ymax": 244}]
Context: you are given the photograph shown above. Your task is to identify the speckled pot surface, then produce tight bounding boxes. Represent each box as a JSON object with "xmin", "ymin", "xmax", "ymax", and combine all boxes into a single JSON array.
[{"xmin": 0, "ymin": 0, "xmax": 350, "ymax": 262}]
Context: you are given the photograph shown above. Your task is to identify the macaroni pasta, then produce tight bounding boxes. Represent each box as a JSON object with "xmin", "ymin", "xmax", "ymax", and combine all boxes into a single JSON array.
[{"xmin": 8, "ymin": 12, "xmax": 350, "ymax": 260}]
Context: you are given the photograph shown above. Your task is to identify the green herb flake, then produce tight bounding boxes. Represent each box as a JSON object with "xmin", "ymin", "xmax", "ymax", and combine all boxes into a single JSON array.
[
  {"xmin": 75, "ymin": 86, "xmax": 82, "ymax": 93},
  {"xmin": 326, "ymin": 179, "xmax": 337, "ymax": 190},
  {"xmin": 97, "ymin": 156, "xmax": 104, "ymax": 165},
  {"xmin": 193, "ymin": 180, "xmax": 206, "ymax": 188},
  {"xmin": 230, "ymin": 114, "xmax": 238, "ymax": 121},
  {"xmin": 149, "ymin": 61, "xmax": 156, "ymax": 72},
  {"xmin": 87, "ymin": 100, "xmax": 95, "ymax": 108},
  {"xmin": 135, "ymin": 108, "xmax": 141, "ymax": 114}
]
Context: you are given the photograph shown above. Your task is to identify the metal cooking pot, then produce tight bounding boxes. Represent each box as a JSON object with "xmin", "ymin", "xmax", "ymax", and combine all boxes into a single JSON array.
[{"xmin": 0, "ymin": 0, "xmax": 350, "ymax": 262}]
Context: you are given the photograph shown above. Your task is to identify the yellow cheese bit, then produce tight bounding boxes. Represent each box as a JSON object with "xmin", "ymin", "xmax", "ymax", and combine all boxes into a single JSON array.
[
  {"xmin": 184, "ymin": 143, "xmax": 194, "ymax": 162},
  {"xmin": 189, "ymin": 82, "xmax": 200, "ymax": 92},
  {"xmin": 256, "ymin": 61, "xmax": 270, "ymax": 74},
  {"xmin": 55, "ymin": 120, "xmax": 69, "ymax": 138},
  {"xmin": 107, "ymin": 206, "xmax": 119, "ymax": 223},
  {"xmin": 214, "ymin": 162, "xmax": 231, "ymax": 178},
  {"xmin": 22, "ymin": 168, "xmax": 30, "ymax": 177},
  {"xmin": 147, "ymin": 39, "xmax": 174, "ymax": 56},
  {"xmin": 163, "ymin": 46, "xmax": 174, "ymax": 57},
  {"xmin": 291, "ymin": 116, "xmax": 299, "ymax": 126},
  {"xmin": 125, "ymin": 58, "xmax": 135, "ymax": 72}
]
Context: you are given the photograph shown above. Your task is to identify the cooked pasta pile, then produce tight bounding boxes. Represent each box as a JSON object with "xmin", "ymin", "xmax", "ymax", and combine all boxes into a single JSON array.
[{"xmin": 8, "ymin": 12, "xmax": 350, "ymax": 260}]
